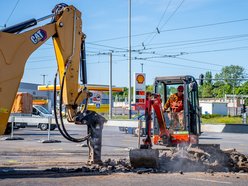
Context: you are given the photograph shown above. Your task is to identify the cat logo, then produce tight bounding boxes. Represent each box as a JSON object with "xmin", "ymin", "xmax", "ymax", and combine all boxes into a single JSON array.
[{"xmin": 30, "ymin": 29, "xmax": 47, "ymax": 44}]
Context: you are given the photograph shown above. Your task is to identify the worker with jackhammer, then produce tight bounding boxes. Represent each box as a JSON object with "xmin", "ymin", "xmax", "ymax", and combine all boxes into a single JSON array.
[{"xmin": 163, "ymin": 85, "xmax": 185, "ymax": 130}]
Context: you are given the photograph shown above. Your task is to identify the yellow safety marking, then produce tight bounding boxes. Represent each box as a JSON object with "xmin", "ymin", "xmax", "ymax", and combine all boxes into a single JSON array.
[{"xmin": 7, "ymin": 160, "xmax": 18, "ymax": 163}]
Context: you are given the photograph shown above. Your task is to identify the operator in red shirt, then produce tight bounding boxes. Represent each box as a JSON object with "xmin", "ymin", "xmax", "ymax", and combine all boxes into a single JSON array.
[{"xmin": 163, "ymin": 85, "xmax": 185, "ymax": 130}]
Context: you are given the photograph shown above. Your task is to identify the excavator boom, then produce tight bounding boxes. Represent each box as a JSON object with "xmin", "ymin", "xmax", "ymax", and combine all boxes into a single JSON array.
[
  {"xmin": 0, "ymin": 5, "xmax": 85, "ymax": 134},
  {"xmin": 0, "ymin": 4, "xmax": 105, "ymax": 164}
]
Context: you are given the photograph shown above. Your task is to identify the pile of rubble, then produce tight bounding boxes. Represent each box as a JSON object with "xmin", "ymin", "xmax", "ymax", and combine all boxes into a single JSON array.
[
  {"xmin": 159, "ymin": 146, "xmax": 248, "ymax": 173},
  {"xmin": 45, "ymin": 158, "xmax": 133, "ymax": 175},
  {"xmin": 45, "ymin": 147, "xmax": 248, "ymax": 175}
]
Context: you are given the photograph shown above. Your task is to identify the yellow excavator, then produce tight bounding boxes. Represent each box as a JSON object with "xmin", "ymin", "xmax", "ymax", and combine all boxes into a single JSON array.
[{"xmin": 0, "ymin": 3, "xmax": 106, "ymax": 164}]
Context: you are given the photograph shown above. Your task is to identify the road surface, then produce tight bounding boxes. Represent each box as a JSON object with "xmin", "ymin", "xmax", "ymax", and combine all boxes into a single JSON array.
[{"xmin": 0, "ymin": 125, "xmax": 247, "ymax": 185}]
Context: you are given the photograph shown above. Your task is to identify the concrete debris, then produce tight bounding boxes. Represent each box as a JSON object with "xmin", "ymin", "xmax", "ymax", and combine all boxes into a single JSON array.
[
  {"xmin": 44, "ymin": 147, "xmax": 248, "ymax": 175},
  {"xmin": 159, "ymin": 146, "xmax": 248, "ymax": 173}
]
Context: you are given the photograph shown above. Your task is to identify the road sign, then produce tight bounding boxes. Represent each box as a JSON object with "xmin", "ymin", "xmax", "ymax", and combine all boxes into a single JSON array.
[{"xmin": 96, "ymin": 103, "xmax": 100, "ymax": 108}]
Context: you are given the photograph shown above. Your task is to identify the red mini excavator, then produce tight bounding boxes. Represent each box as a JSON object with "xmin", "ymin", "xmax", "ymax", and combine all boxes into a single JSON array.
[{"xmin": 130, "ymin": 75, "xmax": 202, "ymax": 168}]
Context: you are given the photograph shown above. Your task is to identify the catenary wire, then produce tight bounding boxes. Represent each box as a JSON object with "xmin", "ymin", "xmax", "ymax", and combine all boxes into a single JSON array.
[{"xmin": 4, "ymin": 0, "xmax": 21, "ymax": 27}]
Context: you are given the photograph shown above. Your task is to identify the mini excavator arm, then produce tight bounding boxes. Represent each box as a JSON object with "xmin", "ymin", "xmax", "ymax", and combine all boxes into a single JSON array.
[{"xmin": 142, "ymin": 92, "xmax": 170, "ymax": 148}]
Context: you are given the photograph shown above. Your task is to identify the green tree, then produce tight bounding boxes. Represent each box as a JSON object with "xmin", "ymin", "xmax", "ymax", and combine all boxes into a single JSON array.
[
  {"xmin": 199, "ymin": 71, "xmax": 214, "ymax": 98},
  {"xmin": 204, "ymin": 71, "xmax": 213, "ymax": 85},
  {"xmin": 201, "ymin": 84, "xmax": 213, "ymax": 98},
  {"xmin": 213, "ymin": 65, "xmax": 246, "ymax": 97},
  {"xmin": 236, "ymin": 81, "xmax": 248, "ymax": 105},
  {"xmin": 146, "ymin": 85, "xmax": 154, "ymax": 92},
  {"xmin": 215, "ymin": 65, "xmax": 245, "ymax": 87},
  {"xmin": 113, "ymin": 87, "xmax": 129, "ymax": 102},
  {"xmin": 212, "ymin": 81, "xmax": 229, "ymax": 98}
]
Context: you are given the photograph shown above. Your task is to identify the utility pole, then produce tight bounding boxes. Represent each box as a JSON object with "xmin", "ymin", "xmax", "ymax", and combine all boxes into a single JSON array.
[
  {"xmin": 233, "ymin": 82, "xmax": 235, "ymax": 116},
  {"xmin": 41, "ymin": 74, "xmax": 47, "ymax": 85},
  {"xmin": 128, "ymin": 0, "xmax": 132, "ymax": 119},
  {"xmin": 109, "ymin": 52, "xmax": 113, "ymax": 119}
]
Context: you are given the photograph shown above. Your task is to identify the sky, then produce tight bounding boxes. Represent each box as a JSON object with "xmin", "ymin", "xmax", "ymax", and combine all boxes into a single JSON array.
[{"xmin": 1, "ymin": 0, "xmax": 248, "ymax": 87}]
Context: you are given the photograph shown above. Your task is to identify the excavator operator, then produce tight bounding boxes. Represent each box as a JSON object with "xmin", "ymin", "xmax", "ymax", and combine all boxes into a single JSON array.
[{"xmin": 163, "ymin": 85, "xmax": 185, "ymax": 130}]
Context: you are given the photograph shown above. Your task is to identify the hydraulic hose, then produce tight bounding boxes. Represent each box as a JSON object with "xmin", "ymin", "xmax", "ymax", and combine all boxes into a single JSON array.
[{"xmin": 53, "ymin": 72, "xmax": 90, "ymax": 142}]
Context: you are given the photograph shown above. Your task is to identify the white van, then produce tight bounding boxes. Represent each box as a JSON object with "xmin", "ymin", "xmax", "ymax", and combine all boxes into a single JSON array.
[{"xmin": 32, "ymin": 105, "xmax": 56, "ymax": 131}]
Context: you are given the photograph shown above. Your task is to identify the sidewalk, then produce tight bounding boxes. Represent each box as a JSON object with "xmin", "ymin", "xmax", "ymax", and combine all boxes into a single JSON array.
[{"xmin": 202, "ymin": 124, "xmax": 248, "ymax": 133}]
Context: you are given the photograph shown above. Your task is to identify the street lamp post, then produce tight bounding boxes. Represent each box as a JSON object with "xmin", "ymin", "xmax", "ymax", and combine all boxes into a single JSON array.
[
  {"xmin": 41, "ymin": 74, "xmax": 47, "ymax": 85},
  {"xmin": 109, "ymin": 52, "xmax": 113, "ymax": 119},
  {"xmin": 141, "ymin": 63, "xmax": 143, "ymax": 73},
  {"xmin": 128, "ymin": 0, "xmax": 132, "ymax": 119}
]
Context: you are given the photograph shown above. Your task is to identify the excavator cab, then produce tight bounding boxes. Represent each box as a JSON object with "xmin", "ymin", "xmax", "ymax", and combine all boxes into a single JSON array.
[{"xmin": 153, "ymin": 75, "xmax": 201, "ymax": 145}]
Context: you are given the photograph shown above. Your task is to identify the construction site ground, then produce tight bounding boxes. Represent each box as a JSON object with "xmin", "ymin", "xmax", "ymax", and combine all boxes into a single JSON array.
[{"xmin": 0, "ymin": 125, "xmax": 248, "ymax": 185}]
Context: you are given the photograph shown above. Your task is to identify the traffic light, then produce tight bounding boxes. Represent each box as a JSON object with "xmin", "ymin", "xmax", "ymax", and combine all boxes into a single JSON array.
[
  {"xmin": 199, "ymin": 74, "xmax": 204, "ymax": 85},
  {"xmin": 241, "ymin": 104, "xmax": 246, "ymax": 113}
]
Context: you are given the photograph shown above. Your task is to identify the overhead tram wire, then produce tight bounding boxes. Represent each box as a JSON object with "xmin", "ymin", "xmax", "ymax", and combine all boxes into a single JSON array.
[
  {"xmin": 130, "ymin": 44, "xmax": 248, "ymax": 70},
  {"xmin": 84, "ymin": 45, "xmax": 248, "ymax": 69},
  {"xmin": 86, "ymin": 33, "xmax": 248, "ymax": 57},
  {"xmin": 174, "ymin": 57, "xmax": 224, "ymax": 67},
  {"xmin": 142, "ymin": 0, "xmax": 172, "ymax": 46},
  {"xmin": 84, "ymin": 32, "xmax": 248, "ymax": 59},
  {"xmin": 137, "ymin": 52, "xmax": 224, "ymax": 68},
  {"xmin": 87, "ymin": 46, "xmax": 248, "ymax": 71},
  {"xmin": 136, "ymin": 58, "xmax": 221, "ymax": 72},
  {"xmin": 87, "ymin": 59, "xmax": 128, "ymax": 65},
  {"xmin": 4, "ymin": 0, "xmax": 21, "ymax": 27},
  {"xmin": 25, "ymin": 55, "xmax": 224, "ymax": 71},
  {"xmin": 135, "ymin": 33, "xmax": 248, "ymax": 49},
  {"xmin": 130, "ymin": 35, "xmax": 248, "ymax": 55},
  {"xmin": 186, "ymin": 46, "xmax": 248, "ymax": 55},
  {"xmin": 87, "ymin": 52, "xmax": 127, "ymax": 57},
  {"xmin": 156, "ymin": 0, "xmax": 173, "ymax": 28},
  {"xmin": 159, "ymin": 0, "xmax": 185, "ymax": 30},
  {"xmin": 87, "ymin": 42, "xmax": 127, "ymax": 51},
  {"xmin": 146, "ymin": 0, "xmax": 185, "ymax": 46},
  {"xmin": 135, "ymin": 37, "xmax": 248, "ymax": 52},
  {"xmin": 175, "ymin": 57, "xmax": 248, "ymax": 72},
  {"xmin": 89, "ymin": 18, "xmax": 248, "ymax": 44},
  {"xmin": 86, "ymin": 34, "xmax": 248, "ymax": 60}
]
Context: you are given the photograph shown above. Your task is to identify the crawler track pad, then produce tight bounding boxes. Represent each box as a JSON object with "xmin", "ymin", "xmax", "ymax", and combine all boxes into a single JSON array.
[{"xmin": 129, "ymin": 149, "xmax": 159, "ymax": 168}]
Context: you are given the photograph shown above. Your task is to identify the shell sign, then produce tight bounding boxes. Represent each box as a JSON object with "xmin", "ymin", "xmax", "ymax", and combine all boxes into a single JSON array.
[
  {"xmin": 134, "ymin": 73, "xmax": 146, "ymax": 90},
  {"xmin": 134, "ymin": 73, "xmax": 146, "ymax": 110},
  {"xmin": 136, "ymin": 74, "xmax": 145, "ymax": 84}
]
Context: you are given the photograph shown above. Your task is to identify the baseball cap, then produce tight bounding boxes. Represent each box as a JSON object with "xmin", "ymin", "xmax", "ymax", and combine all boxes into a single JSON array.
[{"xmin": 177, "ymin": 85, "xmax": 184, "ymax": 92}]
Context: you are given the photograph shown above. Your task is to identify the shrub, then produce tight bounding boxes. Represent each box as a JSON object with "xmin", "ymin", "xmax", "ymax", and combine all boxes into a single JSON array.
[{"xmin": 201, "ymin": 114, "xmax": 222, "ymax": 119}]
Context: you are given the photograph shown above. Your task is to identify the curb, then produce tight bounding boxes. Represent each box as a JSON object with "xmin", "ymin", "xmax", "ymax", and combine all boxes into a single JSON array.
[
  {"xmin": 106, "ymin": 120, "xmax": 248, "ymax": 134},
  {"xmin": 202, "ymin": 124, "xmax": 248, "ymax": 133}
]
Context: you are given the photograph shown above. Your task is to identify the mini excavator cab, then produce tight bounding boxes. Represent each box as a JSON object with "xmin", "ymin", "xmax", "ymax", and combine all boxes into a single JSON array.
[
  {"xmin": 129, "ymin": 75, "xmax": 202, "ymax": 168},
  {"xmin": 153, "ymin": 75, "xmax": 201, "ymax": 145}
]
